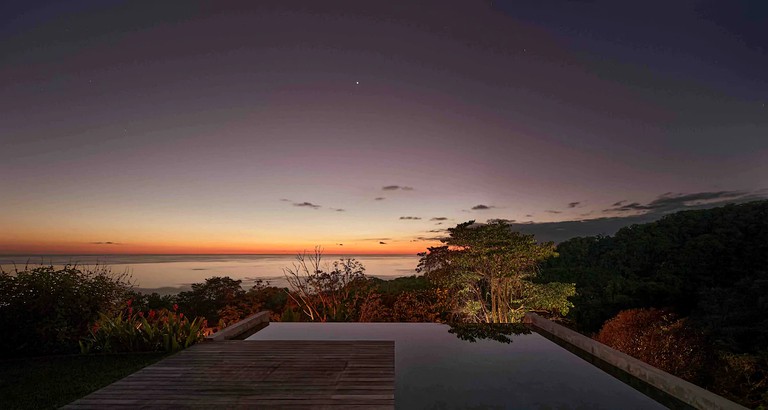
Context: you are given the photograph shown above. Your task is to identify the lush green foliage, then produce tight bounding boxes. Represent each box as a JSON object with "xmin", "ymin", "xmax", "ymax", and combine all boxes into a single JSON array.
[
  {"xmin": 418, "ymin": 220, "xmax": 575, "ymax": 322},
  {"xmin": 0, "ymin": 265, "xmax": 131, "ymax": 356},
  {"xmin": 79, "ymin": 302, "xmax": 207, "ymax": 353}
]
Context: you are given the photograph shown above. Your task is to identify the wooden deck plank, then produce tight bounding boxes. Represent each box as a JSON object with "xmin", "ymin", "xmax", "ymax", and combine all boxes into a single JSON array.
[{"xmin": 64, "ymin": 340, "xmax": 394, "ymax": 409}]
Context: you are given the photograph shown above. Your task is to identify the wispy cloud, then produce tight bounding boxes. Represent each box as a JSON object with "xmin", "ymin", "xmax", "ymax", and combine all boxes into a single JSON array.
[
  {"xmin": 568, "ymin": 202, "xmax": 581, "ymax": 208},
  {"xmin": 330, "ymin": 208, "xmax": 345, "ymax": 212},
  {"xmin": 471, "ymin": 204, "xmax": 494, "ymax": 210},
  {"xmin": 546, "ymin": 210, "xmax": 562, "ymax": 214},
  {"xmin": 612, "ymin": 200, "xmax": 627, "ymax": 207},
  {"xmin": 382, "ymin": 185, "xmax": 414, "ymax": 191},
  {"xmin": 90, "ymin": 241, "xmax": 120, "ymax": 245},
  {"xmin": 430, "ymin": 217, "xmax": 448, "ymax": 221},
  {"xmin": 374, "ymin": 197, "xmax": 385, "ymax": 201},
  {"xmin": 399, "ymin": 216, "xmax": 422, "ymax": 220},
  {"xmin": 379, "ymin": 241, "xmax": 387, "ymax": 245}
]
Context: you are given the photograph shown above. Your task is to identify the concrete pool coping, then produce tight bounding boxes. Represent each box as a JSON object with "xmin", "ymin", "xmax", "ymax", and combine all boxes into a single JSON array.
[
  {"xmin": 204, "ymin": 310, "xmax": 270, "ymax": 341},
  {"xmin": 523, "ymin": 313, "xmax": 745, "ymax": 410}
]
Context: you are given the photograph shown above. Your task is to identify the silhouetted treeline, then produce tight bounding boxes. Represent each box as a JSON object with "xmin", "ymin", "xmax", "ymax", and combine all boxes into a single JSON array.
[
  {"xmin": 540, "ymin": 200, "xmax": 768, "ymax": 407},
  {"xmin": 124, "ymin": 274, "xmax": 448, "ymax": 329},
  {"xmin": 540, "ymin": 200, "xmax": 768, "ymax": 352}
]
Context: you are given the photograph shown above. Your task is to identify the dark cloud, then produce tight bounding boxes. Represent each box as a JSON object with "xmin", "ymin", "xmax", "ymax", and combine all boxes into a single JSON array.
[
  {"xmin": 612, "ymin": 200, "xmax": 627, "ymax": 207},
  {"xmin": 331, "ymin": 208, "xmax": 345, "ymax": 212},
  {"xmin": 374, "ymin": 197, "xmax": 385, "ymax": 201},
  {"xmin": 399, "ymin": 216, "xmax": 422, "ymax": 220},
  {"xmin": 382, "ymin": 185, "xmax": 414, "ymax": 191},
  {"xmin": 525, "ymin": 214, "xmax": 533, "ymax": 218},
  {"xmin": 487, "ymin": 218, "xmax": 516, "ymax": 224},
  {"xmin": 415, "ymin": 236, "xmax": 445, "ymax": 242},
  {"xmin": 336, "ymin": 243, "xmax": 343, "ymax": 246},
  {"xmin": 90, "ymin": 241, "xmax": 119, "ymax": 245},
  {"xmin": 430, "ymin": 217, "xmax": 448, "ymax": 221},
  {"xmin": 604, "ymin": 202, "xmax": 646, "ymax": 212},
  {"xmin": 379, "ymin": 241, "xmax": 387, "ymax": 245},
  {"xmin": 511, "ymin": 192, "xmax": 767, "ymax": 243},
  {"xmin": 293, "ymin": 201, "xmax": 321, "ymax": 209},
  {"xmin": 471, "ymin": 204, "xmax": 494, "ymax": 210},
  {"xmin": 546, "ymin": 210, "xmax": 562, "ymax": 214},
  {"xmin": 568, "ymin": 202, "xmax": 581, "ymax": 208},
  {"xmin": 435, "ymin": 222, "xmax": 443, "ymax": 225},
  {"xmin": 363, "ymin": 237, "xmax": 391, "ymax": 241},
  {"xmin": 604, "ymin": 191, "xmax": 755, "ymax": 214},
  {"xmin": 427, "ymin": 229, "xmax": 446, "ymax": 233}
]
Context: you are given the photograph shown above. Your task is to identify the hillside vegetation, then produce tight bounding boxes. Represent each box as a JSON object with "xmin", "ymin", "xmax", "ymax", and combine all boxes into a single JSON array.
[{"xmin": 540, "ymin": 200, "xmax": 768, "ymax": 407}]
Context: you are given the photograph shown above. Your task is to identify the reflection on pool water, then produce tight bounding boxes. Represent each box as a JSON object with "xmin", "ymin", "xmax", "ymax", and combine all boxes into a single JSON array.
[{"xmin": 246, "ymin": 323, "xmax": 665, "ymax": 409}]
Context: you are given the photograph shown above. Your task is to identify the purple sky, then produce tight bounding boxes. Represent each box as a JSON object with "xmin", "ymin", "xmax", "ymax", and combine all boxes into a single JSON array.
[{"xmin": 1, "ymin": 1, "xmax": 766, "ymax": 253}]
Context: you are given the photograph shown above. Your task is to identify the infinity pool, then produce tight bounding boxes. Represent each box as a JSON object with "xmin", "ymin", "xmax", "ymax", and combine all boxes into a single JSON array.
[{"xmin": 246, "ymin": 323, "xmax": 665, "ymax": 409}]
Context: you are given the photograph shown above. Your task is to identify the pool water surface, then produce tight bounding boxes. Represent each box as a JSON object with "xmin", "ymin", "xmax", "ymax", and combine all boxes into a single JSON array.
[{"xmin": 246, "ymin": 322, "xmax": 665, "ymax": 409}]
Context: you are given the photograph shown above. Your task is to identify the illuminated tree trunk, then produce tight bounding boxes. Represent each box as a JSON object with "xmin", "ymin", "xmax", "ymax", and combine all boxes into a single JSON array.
[{"xmin": 490, "ymin": 276, "xmax": 497, "ymax": 323}]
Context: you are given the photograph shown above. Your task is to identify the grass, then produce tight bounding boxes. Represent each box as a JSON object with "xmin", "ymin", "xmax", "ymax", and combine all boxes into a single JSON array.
[{"xmin": 0, "ymin": 352, "xmax": 167, "ymax": 409}]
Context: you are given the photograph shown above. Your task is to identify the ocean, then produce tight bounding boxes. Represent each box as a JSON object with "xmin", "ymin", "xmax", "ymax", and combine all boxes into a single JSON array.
[{"xmin": 0, "ymin": 254, "xmax": 421, "ymax": 293}]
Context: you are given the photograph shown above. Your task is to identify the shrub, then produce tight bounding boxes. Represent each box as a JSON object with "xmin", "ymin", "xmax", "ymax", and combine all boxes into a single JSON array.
[
  {"xmin": 392, "ymin": 289, "xmax": 450, "ymax": 322},
  {"xmin": 0, "ymin": 264, "xmax": 131, "ymax": 356},
  {"xmin": 355, "ymin": 291, "xmax": 392, "ymax": 322},
  {"xmin": 80, "ymin": 302, "xmax": 207, "ymax": 353},
  {"xmin": 595, "ymin": 308, "xmax": 709, "ymax": 382},
  {"xmin": 176, "ymin": 276, "xmax": 246, "ymax": 324},
  {"xmin": 709, "ymin": 352, "xmax": 768, "ymax": 409},
  {"xmin": 125, "ymin": 290, "xmax": 177, "ymax": 312}
]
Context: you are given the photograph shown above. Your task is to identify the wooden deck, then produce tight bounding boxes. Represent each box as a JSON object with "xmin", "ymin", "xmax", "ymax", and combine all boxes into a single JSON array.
[{"xmin": 65, "ymin": 340, "xmax": 394, "ymax": 409}]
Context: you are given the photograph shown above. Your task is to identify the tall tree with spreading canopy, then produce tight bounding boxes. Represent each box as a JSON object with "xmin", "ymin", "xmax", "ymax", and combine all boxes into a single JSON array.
[{"xmin": 418, "ymin": 220, "xmax": 575, "ymax": 323}]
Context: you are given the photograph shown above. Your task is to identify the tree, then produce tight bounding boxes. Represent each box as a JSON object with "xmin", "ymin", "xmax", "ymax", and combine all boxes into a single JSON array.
[
  {"xmin": 418, "ymin": 220, "xmax": 575, "ymax": 323},
  {"xmin": 176, "ymin": 276, "xmax": 246, "ymax": 325},
  {"xmin": 283, "ymin": 247, "xmax": 369, "ymax": 322}
]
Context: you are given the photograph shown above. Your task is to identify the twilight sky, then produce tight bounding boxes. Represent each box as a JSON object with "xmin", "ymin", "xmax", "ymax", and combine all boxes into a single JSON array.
[{"xmin": 1, "ymin": 0, "xmax": 766, "ymax": 254}]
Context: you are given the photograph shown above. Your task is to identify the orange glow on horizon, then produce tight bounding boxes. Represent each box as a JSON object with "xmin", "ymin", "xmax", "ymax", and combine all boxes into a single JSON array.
[{"xmin": 0, "ymin": 240, "xmax": 437, "ymax": 255}]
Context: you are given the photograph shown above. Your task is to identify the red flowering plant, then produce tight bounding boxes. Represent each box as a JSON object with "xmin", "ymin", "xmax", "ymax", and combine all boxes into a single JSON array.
[{"xmin": 80, "ymin": 299, "xmax": 207, "ymax": 354}]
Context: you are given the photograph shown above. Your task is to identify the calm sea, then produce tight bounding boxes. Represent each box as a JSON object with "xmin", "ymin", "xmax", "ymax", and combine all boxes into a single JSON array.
[{"xmin": 0, "ymin": 254, "xmax": 421, "ymax": 293}]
